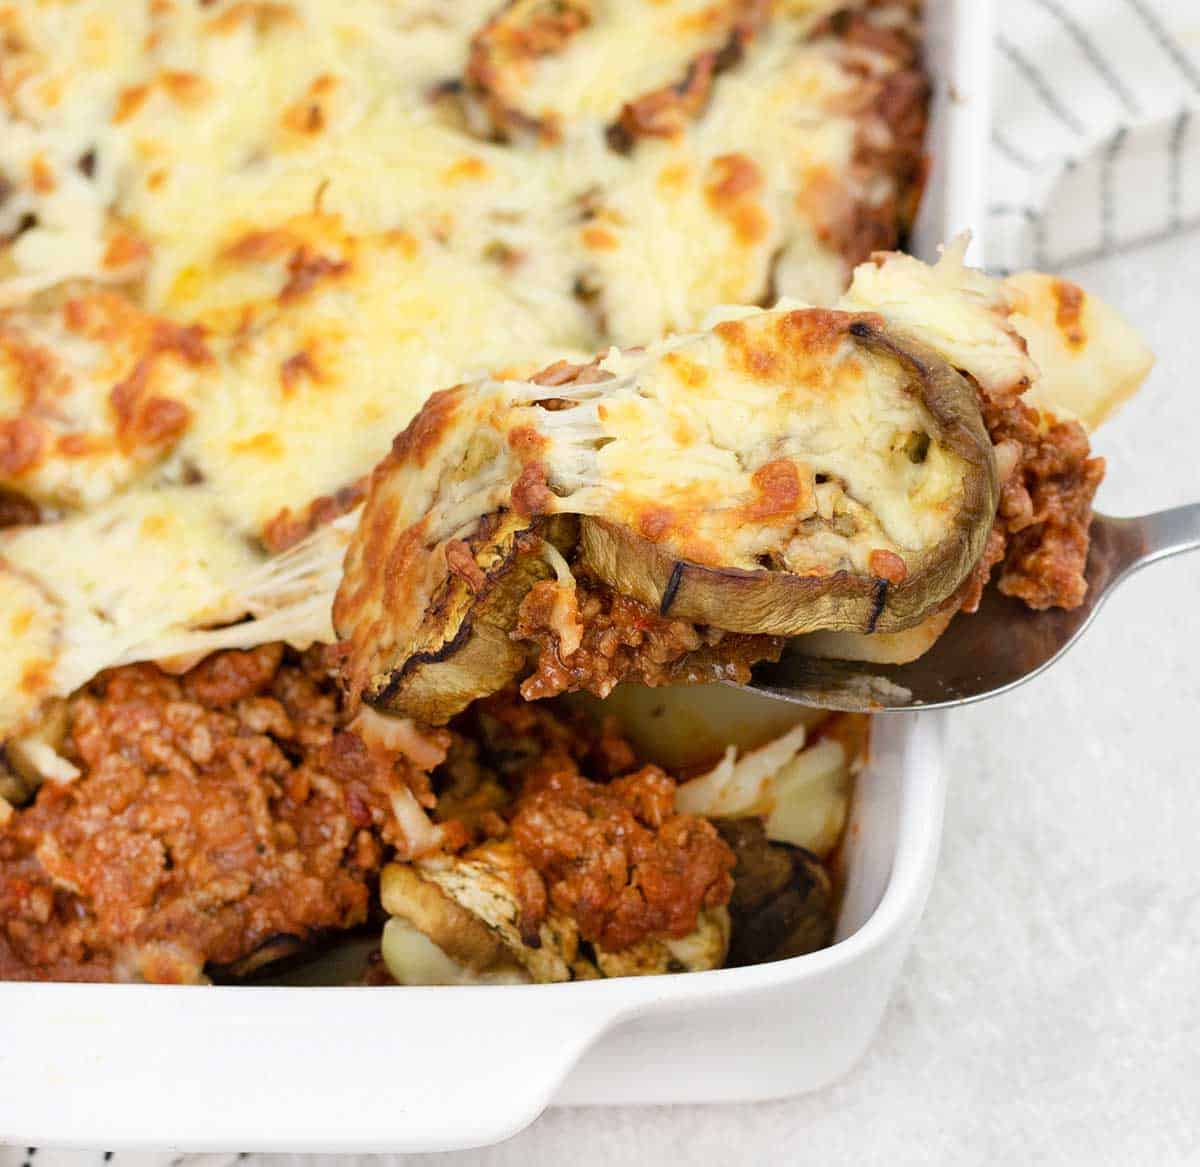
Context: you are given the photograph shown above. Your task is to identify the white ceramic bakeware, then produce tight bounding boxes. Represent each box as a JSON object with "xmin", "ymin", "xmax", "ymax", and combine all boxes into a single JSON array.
[{"xmin": 0, "ymin": 0, "xmax": 991, "ymax": 1152}]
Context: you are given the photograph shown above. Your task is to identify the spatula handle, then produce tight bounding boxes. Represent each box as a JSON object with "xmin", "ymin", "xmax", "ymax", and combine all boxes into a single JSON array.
[{"xmin": 1133, "ymin": 502, "xmax": 1200, "ymax": 569}]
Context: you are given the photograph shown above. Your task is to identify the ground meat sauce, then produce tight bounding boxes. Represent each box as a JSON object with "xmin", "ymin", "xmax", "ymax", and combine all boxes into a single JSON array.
[
  {"xmin": 0, "ymin": 646, "xmax": 423, "ymax": 983},
  {"xmin": 443, "ymin": 696, "xmax": 735, "ymax": 953},
  {"xmin": 809, "ymin": 2, "xmax": 929, "ymax": 269},
  {"xmin": 512, "ymin": 766, "xmax": 734, "ymax": 952},
  {"xmin": 514, "ymin": 576, "xmax": 784, "ymax": 701},
  {"xmin": 981, "ymin": 397, "xmax": 1104, "ymax": 611}
]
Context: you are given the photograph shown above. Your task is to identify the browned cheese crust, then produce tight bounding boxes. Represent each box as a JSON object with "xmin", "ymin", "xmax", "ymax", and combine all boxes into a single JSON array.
[
  {"xmin": 0, "ymin": 290, "xmax": 207, "ymax": 507},
  {"xmin": 573, "ymin": 314, "xmax": 999, "ymax": 635}
]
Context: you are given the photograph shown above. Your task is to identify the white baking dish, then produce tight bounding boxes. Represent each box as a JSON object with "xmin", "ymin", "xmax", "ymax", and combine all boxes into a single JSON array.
[
  {"xmin": 0, "ymin": 0, "xmax": 990, "ymax": 1152},
  {"xmin": 0, "ymin": 715, "xmax": 947, "ymax": 1153}
]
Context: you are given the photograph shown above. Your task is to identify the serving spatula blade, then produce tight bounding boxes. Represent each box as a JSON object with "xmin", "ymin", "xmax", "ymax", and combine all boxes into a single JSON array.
[{"xmin": 746, "ymin": 504, "xmax": 1199, "ymax": 711}]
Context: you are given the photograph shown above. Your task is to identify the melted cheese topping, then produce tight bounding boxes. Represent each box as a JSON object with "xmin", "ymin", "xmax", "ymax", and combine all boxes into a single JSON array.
[
  {"xmin": 174, "ymin": 213, "xmax": 590, "ymax": 533},
  {"xmin": 841, "ymin": 237, "xmax": 1039, "ymax": 399},
  {"xmin": 0, "ymin": 487, "xmax": 260, "ymax": 733},
  {"xmin": 0, "ymin": 0, "xmax": 927, "ymax": 734},
  {"xmin": 527, "ymin": 309, "xmax": 968, "ymax": 571},
  {"xmin": 0, "ymin": 565, "xmax": 60, "ymax": 739},
  {"xmin": 579, "ymin": 27, "xmax": 860, "ymax": 343},
  {"xmin": 474, "ymin": 0, "xmax": 762, "ymax": 132},
  {"xmin": 336, "ymin": 238, "xmax": 1156, "ymax": 697}
]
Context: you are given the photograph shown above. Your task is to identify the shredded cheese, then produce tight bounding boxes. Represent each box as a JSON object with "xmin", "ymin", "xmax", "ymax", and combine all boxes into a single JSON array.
[{"xmin": 6, "ymin": 738, "xmax": 80, "ymax": 786}]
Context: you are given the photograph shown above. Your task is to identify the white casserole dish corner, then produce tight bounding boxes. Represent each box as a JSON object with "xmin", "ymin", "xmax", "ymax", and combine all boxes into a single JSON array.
[
  {"xmin": 0, "ymin": 714, "xmax": 947, "ymax": 1154},
  {"xmin": 0, "ymin": 0, "xmax": 990, "ymax": 1151}
]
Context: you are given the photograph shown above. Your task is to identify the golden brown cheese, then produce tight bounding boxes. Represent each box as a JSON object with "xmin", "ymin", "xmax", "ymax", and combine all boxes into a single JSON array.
[
  {"xmin": 0, "ymin": 292, "xmax": 206, "ymax": 507},
  {"xmin": 0, "ymin": 564, "xmax": 60, "ymax": 741},
  {"xmin": 0, "ymin": 0, "xmax": 937, "ymax": 744},
  {"xmin": 172, "ymin": 212, "xmax": 591, "ymax": 535},
  {"xmin": 574, "ymin": 1, "xmax": 927, "ymax": 344},
  {"xmin": 1, "ymin": 0, "xmax": 923, "ymax": 333},
  {"xmin": 334, "ymin": 242, "xmax": 1156, "ymax": 717},
  {"xmin": 0, "ymin": 487, "xmax": 261, "ymax": 737},
  {"xmin": 333, "ymin": 292, "xmax": 1004, "ymax": 717},
  {"xmin": 532, "ymin": 310, "xmax": 984, "ymax": 575}
]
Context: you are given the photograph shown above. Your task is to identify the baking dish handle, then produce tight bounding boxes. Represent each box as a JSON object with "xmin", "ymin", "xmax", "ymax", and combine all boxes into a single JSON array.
[{"xmin": 0, "ymin": 983, "xmax": 626, "ymax": 1154}]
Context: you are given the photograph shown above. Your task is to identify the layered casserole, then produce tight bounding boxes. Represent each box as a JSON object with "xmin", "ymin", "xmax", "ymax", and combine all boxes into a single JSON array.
[{"xmin": 0, "ymin": 0, "xmax": 1152, "ymax": 985}]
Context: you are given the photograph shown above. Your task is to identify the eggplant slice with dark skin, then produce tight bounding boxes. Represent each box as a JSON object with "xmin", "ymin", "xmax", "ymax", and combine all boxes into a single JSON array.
[
  {"xmin": 463, "ymin": 0, "xmax": 772, "ymax": 147},
  {"xmin": 716, "ymin": 818, "xmax": 835, "ymax": 966},
  {"xmin": 574, "ymin": 322, "xmax": 999, "ymax": 636},
  {"xmin": 334, "ymin": 304, "xmax": 999, "ymax": 725}
]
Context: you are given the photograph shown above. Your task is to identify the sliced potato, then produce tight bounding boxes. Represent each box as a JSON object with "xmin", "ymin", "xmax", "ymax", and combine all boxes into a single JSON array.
[
  {"xmin": 380, "ymin": 917, "xmax": 530, "ymax": 987},
  {"xmin": 675, "ymin": 713, "xmax": 866, "ymax": 856},
  {"xmin": 840, "ymin": 238, "xmax": 1154, "ymax": 424},
  {"xmin": 569, "ymin": 682, "xmax": 828, "ymax": 771},
  {"xmin": 792, "ymin": 605, "xmax": 956, "ymax": 666},
  {"xmin": 1005, "ymin": 271, "xmax": 1155, "ymax": 431}
]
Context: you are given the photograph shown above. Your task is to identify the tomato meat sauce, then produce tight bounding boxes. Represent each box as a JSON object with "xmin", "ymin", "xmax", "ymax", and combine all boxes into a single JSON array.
[{"xmin": 0, "ymin": 646, "xmax": 417, "ymax": 983}]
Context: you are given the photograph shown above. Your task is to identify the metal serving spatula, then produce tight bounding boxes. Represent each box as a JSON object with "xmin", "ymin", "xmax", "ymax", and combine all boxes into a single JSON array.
[{"xmin": 746, "ymin": 503, "xmax": 1200, "ymax": 712}]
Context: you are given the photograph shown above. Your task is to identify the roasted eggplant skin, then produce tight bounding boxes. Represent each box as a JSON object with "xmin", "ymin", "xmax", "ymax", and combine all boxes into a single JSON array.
[
  {"xmin": 716, "ymin": 818, "xmax": 835, "ymax": 967},
  {"xmin": 365, "ymin": 514, "xmax": 577, "ymax": 725},
  {"xmin": 579, "ymin": 322, "xmax": 998, "ymax": 637},
  {"xmin": 335, "ymin": 389, "xmax": 578, "ymax": 722},
  {"xmin": 334, "ymin": 383, "xmax": 534, "ymax": 722}
]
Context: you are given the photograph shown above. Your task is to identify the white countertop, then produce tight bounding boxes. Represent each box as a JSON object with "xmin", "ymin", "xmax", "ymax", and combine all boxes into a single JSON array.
[{"xmin": 390, "ymin": 232, "xmax": 1200, "ymax": 1165}]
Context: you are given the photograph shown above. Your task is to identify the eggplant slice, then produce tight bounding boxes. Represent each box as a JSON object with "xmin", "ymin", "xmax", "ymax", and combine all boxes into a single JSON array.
[
  {"xmin": 464, "ymin": 0, "xmax": 771, "ymax": 145},
  {"xmin": 574, "ymin": 315, "xmax": 996, "ymax": 634},
  {"xmin": 335, "ymin": 300, "xmax": 999, "ymax": 723},
  {"xmin": 379, "ymin": 846, "xmax": 730, "ymax": 985},
  {"xmin": 716, "ymin": 818, "xmax": 836, "ymax": 967}
]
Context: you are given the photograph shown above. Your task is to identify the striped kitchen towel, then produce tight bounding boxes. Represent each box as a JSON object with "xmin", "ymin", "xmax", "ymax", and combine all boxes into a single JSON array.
[{"xmin": 988, "ymin": 0, "xmax": 1200, "ymax": 271}]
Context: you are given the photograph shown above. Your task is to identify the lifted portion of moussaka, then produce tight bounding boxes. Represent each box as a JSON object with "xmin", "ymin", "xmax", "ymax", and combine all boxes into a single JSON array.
[
  {"xmin": 334, "ymin": 293, "xmax": 998, "ymax": 723},
  {"xmin": 334, "ymin": 242, "xmax": 1155, "ymax": 725}
]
